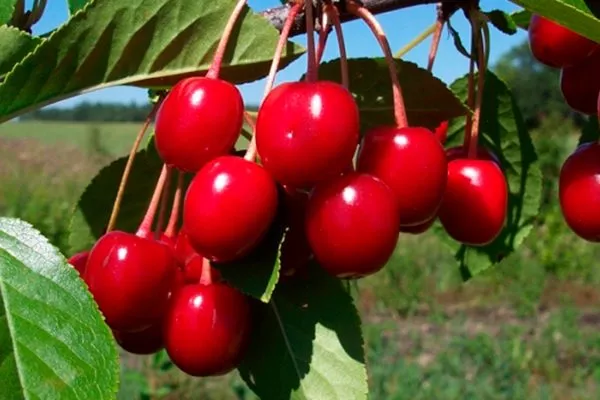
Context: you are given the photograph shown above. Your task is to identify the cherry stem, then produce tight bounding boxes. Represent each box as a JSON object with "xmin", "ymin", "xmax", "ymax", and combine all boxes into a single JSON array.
[
  {"xmin": 468, "ymin": 15, "xmax": 487, "ymax": 159},
  {"xmin": 427, "ymin": 19, "xmax": 444, "ymax": 72},
  {"xmin": 154, "ymin": 166, "xmax": 173, "ymax": 239},
  {"xmin": 243, "ymin": 111, "xmax": 256, "ymax": 131},
  {"xmin": 327, "ymin": 3, "xmax": 349, "ymax": 89},
  {"xmin": 136, "ymin": 164, "xmax": 169, "ymax": 239},
  {"xmin": 199, "ymin": 258, "xmax": 213, "ymax": 286},
  {"xmin": 106, "ymin": 99, "xmax": 162, "ymax": 233},
  {"xmin": 348, "ymin": 2, "xmax": 408, "ymax": 128},
  {"xmin": 394, "ymin": 22, "xmax": 435, "ymax": 59},
  {"xmin": 206, "ymin": 0, "xmax": 247, "ymax": 79},
  {"xmin": 462, "ymin": 24, "xmax": 477, "ymax": 152},
  {"xmin": 304, "ymin": 0, "xmax": 318, "ymax": 82},
  {"xmin": 244, "ymin": 2, "xmax": 302, "ymax": 162},
  {"xmin": 164, "ymin": 171, "xmax": 184, "ymax": 239},
  {"xmin": 315, "ymin": 10, "xmax": 330, "ymax": 65}
]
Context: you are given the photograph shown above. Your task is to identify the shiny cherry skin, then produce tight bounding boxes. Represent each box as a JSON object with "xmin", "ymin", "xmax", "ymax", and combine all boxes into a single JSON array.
[
  {"xmin": 68, "ymin": 250, "xmax": 89, "ymax": 277},
  {"xmin": 306, "ymin": 173, "xmax": 400, "ymax": 278},
  {"xmin": 357, "ymin": 126, "xmax": 447, "ymax": 227},
  {"xmin": 434, "ymin": 121, "xmax": 449, "ymax": 144},
  {"xmin": 174, "ymin": 229, "xmax": 222, "ymax": 283},
  {"xmin": 84, "ymin": 231, "xmax": 178, "ymax": 332},
  {"xmin": 163, "ymin": 283, "xmax": 252, "ymax": 377},
  {"xmin": 113, "ymin": 323, "xmax": 164, "ymax": 355},
  {"xmin": 438, "ymin": 158, "xmax": 508, "ymax": 246},
  {"xmin": 559, "ymin": 142, "xmax": 600, "ymax": 241},
  {"xmin": 560, "ymin": 50, "xmax": 600, "ymax": 115},
  {"xmin": 528, "ymin": 15, "xmax": 599, "ymax": 68},
  {"xmin": 154, "ymin": 77, "xmax": 244, "ymax": 172},
  {"xmin": 184, "ymin": 156, "xmax": 278, "ymax": 262},
  {"xmin": 255, "ymin": 81, "xmax": 360, "ymax": 188}
]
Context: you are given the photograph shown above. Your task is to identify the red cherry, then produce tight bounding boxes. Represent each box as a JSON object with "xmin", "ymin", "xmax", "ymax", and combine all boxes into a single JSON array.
[
  {"xmin": 305, "ymin": 173, "xmax": 400, "ymax": 278},
  {"xmin": 400, "ymin": 217, "xmax": 436, "ymax": 235},
  {"xmin": 163, "ymin": 283, "xmax": 252, "ymax": 377},
  {"xmin": 68, "ymin": 250, "xmax": 89, "ymax": 277},
  {"xmin": 434, "ymin": 121, "xmax": 449, "ymax": 144},
  {"xmin": 155, "ymin": 77, "xmax": 244, "ymax": 172},
  {"xmin": 559, "ymin": 142, "xmax": 600, "ymax": 241},
  {"xmin": 84, "ymin": 231, "xmax": 177, "ymax": 332},
  {"xmin": 357, "ymin": 126, "xmax": 447, "ymax": 226},
  {"xmin": 159, "ymin": 232, "xmax": 177, "ymax": 250},
  {"xmin": 438, "ymin": 158, "xmax": 508, "ymax": 246},
  {"xmin": 528, "ymin": 15, "xmax": 599, "ymax": 68},
  {"xmin": 113, "ymin": 324, "xmax": 164, "ymax": 355},
  {"xmin": 445, "ymin": 145, "xmax": 500, "ymax": 164},
  {"xmin": 560, "ymin": 50, "xmax": 600, "ymax": 115},
  {"xmin": 183, "ymin": 156, "xmax": 278, "ymax": 262},
  {"xmin": 255, "ymin": 81, "xmax": 359, "ymax": 188},
  {"xmin": 174, "ymin": 229, "xmax": 196, "ymax": 265}
]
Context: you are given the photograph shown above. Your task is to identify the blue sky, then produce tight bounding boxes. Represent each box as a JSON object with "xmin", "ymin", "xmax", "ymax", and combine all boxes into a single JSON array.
[{"xmin": 30, "ymin": 0, "xmax": 526, "ymax": 107}]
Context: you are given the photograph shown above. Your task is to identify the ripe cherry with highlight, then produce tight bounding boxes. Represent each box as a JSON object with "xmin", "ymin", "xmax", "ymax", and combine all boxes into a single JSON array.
[
  {"xmin": 155, "ymin": 77, "xmax": 244, "ymax": 172},
  {"xmin": 255, "ymin": 81, "xmax": 359, "ymax": 189},
  {"xmin": 357, "ymin": 126, "xmax": 447, "ymax": 227},
  {"xmin": 163, "ymin": 283, "xmax": 252, "ymax": 377},
  {"xmin": 306, "ymin": 172, "xmax": 400, "ymax": 278},
  {"xmin": 184, "ymin": 156, "xmax": 278, "ymax": 263},
  {"xmin": 438, "ymin": 158, "xmax": 508, "ymax": 246},
  {"xmin": 84, "ymin": 231, "xmax": 177, "ymax": 332}
]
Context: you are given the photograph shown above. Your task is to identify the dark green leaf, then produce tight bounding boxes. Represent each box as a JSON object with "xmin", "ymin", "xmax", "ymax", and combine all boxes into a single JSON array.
[
  {"xmin": 510, "ymin": 9, "xmax": 532, "ymax": 30},
  {"xmin": 0, "ymin": 25, "xmax": 43, "ymax": 77},
  {"xmin": 314, "ymin": 57, "xmax": 469, "ymax": 132},
  {"xmin": 436, "ymin": 71, "xmax": 542, "ymax": 279},
  {"xmin": 0, "ymin": 0, "xmax": 305, "ymax": 122},
  {"xmin": 446, "ymin": 19, "xmax": 474, "ymax": 61},
  {"xmin": 0, "ymin": 1, "xmax": 15, "ymax": 24},
  {"xmin": 67, "ymin": 0, "xmax": 89, "ymax": 14},
  {"xmin": 578, "ymin": 116, "xmax": 600, "ymax": 146},
  {"xmin": 238, "ymin": 264, "xmax": 367, "ymax": 400},
  {"xmin": 211, "ymin": 221, "xmax": 285, "ymax": 303},
  {"xmin": 0, "ymin": 217, "xmax": 119, "ymax": 399},
  {"xmin": 485, "ymin": 9, "xmax": 518, "ymax": 35},
  {"xmin": 509, "ymin": 0, "xmax": 600, "ymax": 42}
]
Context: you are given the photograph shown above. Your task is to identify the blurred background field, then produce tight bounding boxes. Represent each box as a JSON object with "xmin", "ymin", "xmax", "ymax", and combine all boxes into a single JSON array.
[{"xmin": 2, "ymin": 41, "xmax": 600, "ymax": 399}]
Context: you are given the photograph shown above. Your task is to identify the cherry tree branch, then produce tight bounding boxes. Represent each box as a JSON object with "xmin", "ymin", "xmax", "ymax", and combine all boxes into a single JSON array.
[{"xmin": 260, "ymin": 0, "xmax": 466, "ymax": 37}]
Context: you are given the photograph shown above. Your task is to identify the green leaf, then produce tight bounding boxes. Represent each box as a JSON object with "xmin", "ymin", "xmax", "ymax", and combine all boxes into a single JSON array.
[
  {"xmin": 314, "ymin": 57, "xmax": 469, "ymax": 132},
  {"xmin": 0, "ymin": 0, "xmax": 305, "ymax": 122},
  {"xmin": 0, "ymin": 25, "xmax": 43, "ymax": 77},
  {"xmin": 578, "ymin": 116, "xmax": 600, "ymax": 146},
  {"xmin": 485, "ymin": 9, "xmax": 518, "ymax": 35},
  {"xmin": 67, "ymin": 0, "xmax": 89, "ymax": 14},
  {"xmin": 509, "ymin": 0, "xmax": 600, "ymax": 42},
  {"xmin": 437, "ymin": 71, "xmax": 542, "ymax": 279},
  {"xmin": 211, "ymin": 221, "xmax": 285, "ymax": 303},
  {"xmin": 238, "ymin": 264, "xmax": 367, "ymax": 400},
  {"xmin": 68, "ymin": 146, "xmax": 163, "ymax": 253},
  {"xmin": 510, "ymin": 9, "xmax": 532, "ymax": 30},
  {"xmin": 0, "ymin": 217, "xmax": 119, "ymax": 399},
  {"xmin": 446, "ymin": 19, "xmax": 473, "ymax": 61},
  {"xmin": 0, "ymin": 1, "xmax": 15, "ymax": 24}
]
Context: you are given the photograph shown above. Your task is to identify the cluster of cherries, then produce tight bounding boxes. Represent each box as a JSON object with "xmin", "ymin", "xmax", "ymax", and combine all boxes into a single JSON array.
[
  {"xmin": 528, "ymin": 15, "xmax": 600, "ymax": 241},
  {"xmin": 64, "ymin": 0, "xmax": 517, "ymax": 379}
]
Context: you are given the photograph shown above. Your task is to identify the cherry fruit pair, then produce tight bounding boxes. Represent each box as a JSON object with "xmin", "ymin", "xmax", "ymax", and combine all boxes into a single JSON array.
[{"xmin": 528, "ymin": 15, "xmax": 600, "ymax": 115}]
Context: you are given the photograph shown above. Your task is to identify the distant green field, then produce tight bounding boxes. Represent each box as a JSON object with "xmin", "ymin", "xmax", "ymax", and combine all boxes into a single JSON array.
[{"xmin": 0, "ymin": 121, "xmax": 142, "ymax": 156}]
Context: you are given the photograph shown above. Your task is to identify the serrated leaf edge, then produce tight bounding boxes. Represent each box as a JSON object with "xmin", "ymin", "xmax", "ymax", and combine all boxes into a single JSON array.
[{"xmin": 0, "ymin": 217, "xmax": 121, "ymax": 398}]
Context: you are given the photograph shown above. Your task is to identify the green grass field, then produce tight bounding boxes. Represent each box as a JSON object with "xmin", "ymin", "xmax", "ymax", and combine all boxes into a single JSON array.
[{"xmin": 2, "ymin": 121, "xmax": 600, "ymax": 399}]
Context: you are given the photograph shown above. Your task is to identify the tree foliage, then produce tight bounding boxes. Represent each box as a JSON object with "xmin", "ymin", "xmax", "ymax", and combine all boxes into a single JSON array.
[{"xmin": 1, "ymin": 0, "xmax": 600, "ymax": 399}]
